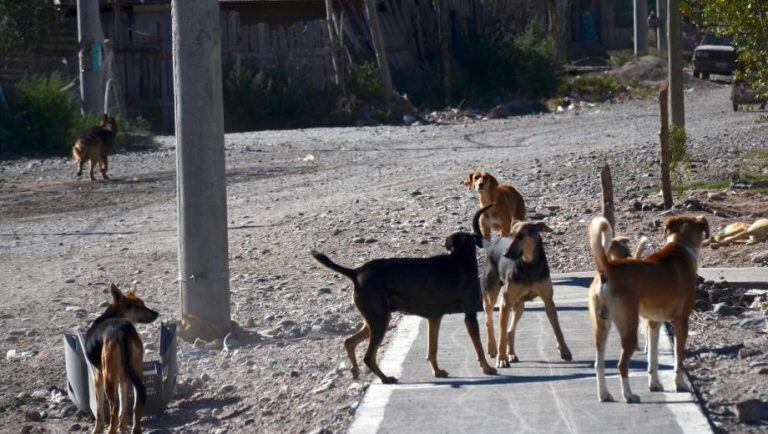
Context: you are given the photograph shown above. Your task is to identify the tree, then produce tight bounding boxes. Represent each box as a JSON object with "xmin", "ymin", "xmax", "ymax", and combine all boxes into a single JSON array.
[
  {"xmin": 682, "ymin": 0, "xmax": 768, "ymax": 96},
  {"xmin": 0, "ymin": 0, "xmax": 56, "ymax": 54}
]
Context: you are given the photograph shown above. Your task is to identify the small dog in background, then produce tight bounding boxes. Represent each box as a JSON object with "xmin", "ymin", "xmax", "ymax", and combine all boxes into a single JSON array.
[
  {"xmin": 85, "ymin": 284, "xmax": 158, "ymax": 434},
  {"xmin": 73, "ymin": 114, "xmax": 118, "ymax": 180},
  {"xmin": 463, "ymin": 171, "xmax": 526, "ymax": 239},
  {"xmin": 589, "ymin": 215, "xmax": 708, "ymax": 403}
]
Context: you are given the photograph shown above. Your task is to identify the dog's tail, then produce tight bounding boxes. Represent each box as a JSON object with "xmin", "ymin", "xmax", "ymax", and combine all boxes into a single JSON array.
[
  {"xmin": 120, "ymin": 332, "xmax": 147, "ymax": 404},
  {"xmin": 72, "ymin": 139, "xmax": 87, "ymax": 161},
  {"xmin": 472, "ymin": 204, "xmax": 493, "ymax": 247},
  {"xmin": 634, "ymin": 236, "xmax": 649, "ymax": 259},
  {"xmin": 589, "ymin": 217, "xmax": 613, "ymax": 275},
  {"xmin": 310, "ymin": 250, "xmax": 357, "ymax": 280}
]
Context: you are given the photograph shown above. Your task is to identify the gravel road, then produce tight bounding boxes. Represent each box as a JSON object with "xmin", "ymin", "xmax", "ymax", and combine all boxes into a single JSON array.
[{"xmin": 1, "ymin": 80, "xmax": 767, "ymax": 433}]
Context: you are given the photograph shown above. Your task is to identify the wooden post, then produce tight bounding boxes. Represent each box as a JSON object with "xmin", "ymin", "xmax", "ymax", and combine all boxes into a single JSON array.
[
  {"xmin": 659, "ymin": 81, "xmax": 673, "ymax": 209},
  {"xmin": 600, "ymin": 164, "xmax": 616, "ymax": 230},
  {"xmin": 171, "ymin": 0, "xmax": 231, "ymax": 340},
  {"xmin": 325, "ymin": 0, "xmax": 347, "ymax": 95},
  {"xmin": 437, "ymin": 0, "xmax": 452, "ymax": 104},
  {"xmin": 76, "ymin": 0, "xmax": 105, "ymax": 114},
  {"xmin": 363, "ymin": 0, "xmax": 394, "ymax": 100},
  {"xmin": 667, "ymin": 0, "xmax": 684, "ymax": 127},
  {"xmin": 656, "ymin": 0, "xmax": 667, "ymax": 54}
]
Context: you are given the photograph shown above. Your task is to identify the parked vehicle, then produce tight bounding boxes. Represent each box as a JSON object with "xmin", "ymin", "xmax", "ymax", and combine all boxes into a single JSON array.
[{"xmin": 692, "ymin": 34, "xmax": 736, "ymax": 80}]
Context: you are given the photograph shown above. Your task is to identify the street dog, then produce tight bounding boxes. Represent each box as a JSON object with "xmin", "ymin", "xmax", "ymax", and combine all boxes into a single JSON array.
[
  {"xmin": 310, "ymin": 205, "xmax": 497, "ymax": 383},
  {"xmin": 588, "ymin": 215, "xmax": 709, "ymax": 403},
  {"xmin": 85, "ymin": 284, "xmax": 159, "ymax": 434},
  {"xmin": 705, "ymin": 218, "xmax": 768, "ymax": 247},
  {"xmin": 73, "ymin": 113, "xmax": 118, "ymax": 180},
  {"xmin": 463, "ymin": 171, "xmax": 526, "ymax": 239},
  {"xmin": 480, "ymin": 218, "xmax": 572, "ymax": 367}
]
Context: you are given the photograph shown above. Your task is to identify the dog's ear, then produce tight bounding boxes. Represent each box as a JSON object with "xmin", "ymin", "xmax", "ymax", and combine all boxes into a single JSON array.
[
  {"xmin": 486, "ymin": 174, "xmax": 499, "ymax": 191},
  {"xmin": 534, "ymin": 222, "xmax": 553, "ymax": 233},
  {"xmin": 696, "ymin": 216, "xmax": 710, "ymax": 239},
  {"xmin": 110, "ymin": 283, "xmax": 123, "ymax": 303},
  {"xmin": 664, "ymin": 217, "xmax": 684, "ymax": 236},
  {"xmin": 463, "ymin": 172, "xmax": 476, "ymax": 189}
]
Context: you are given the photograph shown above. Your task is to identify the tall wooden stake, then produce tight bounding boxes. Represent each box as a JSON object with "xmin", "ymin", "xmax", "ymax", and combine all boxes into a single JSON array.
[
  {"xmin": 667, "ymin": 0, "xmax": 684, "ymax": 127},
  {"xmin": 172, "ymin": 0, "xmax": 231, "ymax": 340},
  {"xmin": 363, "ymin": 0, "xmax": 394, "ymax": 100},
  {"xmin": 659, "ymin": 81, "xmax": 673, "ymax": 209},
  {"xmin": 600, "ymin": 164, "xmax": 616, "ymax": 230},
  {"xmin": 437, "ymin": 0, "xmax": 452, "ymax": 104},
  {"xmin": 325, "ymin": 0, "xmax": 347, "ymax": 96},
  {"xmin": 633, "ymin": 0, "xmax": 648, "ymax": 56}
]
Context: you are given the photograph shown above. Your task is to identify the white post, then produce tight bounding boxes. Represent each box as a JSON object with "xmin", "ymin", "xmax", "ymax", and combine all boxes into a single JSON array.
[
  {"xmin": 76, "ymin": 0, "xmax": 105, "ymax": 114},
  {"xmin": 633, "ymin": 0, "xmax": 648, "ymax": 56},
  {"xmin": 171, "ymin": 0, "xmax": 231, "ymax": 339}
]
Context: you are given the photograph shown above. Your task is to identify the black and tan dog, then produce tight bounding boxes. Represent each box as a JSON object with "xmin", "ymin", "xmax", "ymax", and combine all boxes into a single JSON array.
[
  {"xmin": 85, "ymin": 284, "xmax": 158, "ymax": 434},
  {"xmin": 479, "ymin": 218, "xmax": 572, "ymax": 367},
  {"xmin": 589, "ymin": 215, "xmax": 708, "ymax": 403},
  {"xmin": 311, "ymin": 205, "xmax": 497, "ymax": 383},
  {"xmin": 73, "ymin": 114, "xmax": 118, "ymax": 180}
]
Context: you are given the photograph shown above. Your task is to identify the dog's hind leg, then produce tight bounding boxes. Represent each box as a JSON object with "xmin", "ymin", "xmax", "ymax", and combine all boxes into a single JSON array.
[
  {"xmin": 615, "ymin": 316, "xmax": 640, "ymax": 403},
  {"xmin": 118, "ymin": 380, "xmax": 131, "ymax": 431},
  {"xmin": 91, "ymin": 369, "xmax": 106, "ymax": 434},
  {"xmin": 363, "ymin": 314, "xmax": 397, "ymax": 384},
  {"xmin": 427, "ymin": 317, "xmax": 448, "ymax": 378},
  {"xmin": 647, "ymin": 321, "xmax": 663, "ymax": 392},
  {"xmin": 76, "ymin": 159, "xmax": 85, "ymax": 178},
  {"xmin": 101, "ymin": 157, "xmax": 110, "ymax": 180},
  {"xmin": 672, "ymin": 318, "xmax": 689, "ymax": 392},
  {"xmin": 505, "ymin": 299, "xmax": 525, "ymax": 363},
  {"xmin": 345, "ymin": 324, "xmax": 369, "ymax": 379},
  {"xmin": 89, "ymin": 159, "xmax": 97, "ymax": 181},
  {"xmin": 130, "ymin": 352, "xmax": 143, "ymax": 434},
  {"xmin": 593, "ymin": 309, "xmax": 613, "ymax": 402},
  {"xmin": 463, "ymin": 311, "xmax": 497, "ymax": 375},
  {"xmin": 105, "ymin": 375, "xmax": 119, "ymax": 434}
]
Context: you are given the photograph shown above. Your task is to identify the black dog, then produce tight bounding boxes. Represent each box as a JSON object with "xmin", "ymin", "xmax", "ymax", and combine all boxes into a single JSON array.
[
  {"xmin": 311, "ymin": 205, "xmax": 497, "ymax": 383},
  {"xmin": 479, "ymin": 217, "xmax": 572, "ymax": 368}
]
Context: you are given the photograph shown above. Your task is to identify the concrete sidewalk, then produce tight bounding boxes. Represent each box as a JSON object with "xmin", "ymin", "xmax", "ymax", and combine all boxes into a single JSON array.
[{"xmin": 348, "ymin": 268, "xmax": 768, "ymax": 434}]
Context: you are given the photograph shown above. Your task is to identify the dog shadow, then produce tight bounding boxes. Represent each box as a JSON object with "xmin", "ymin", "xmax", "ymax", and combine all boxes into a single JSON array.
[
  {"xmin": 551, "ymin": 276, "xmax": 592, "ymax": 288},
  {"xmin": 144, "ymin": 396, "xmax": 242, "ymax": 429}
]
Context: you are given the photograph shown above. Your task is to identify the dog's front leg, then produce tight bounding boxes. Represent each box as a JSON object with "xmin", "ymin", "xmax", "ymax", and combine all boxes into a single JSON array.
[
  {"xmin": 427, "ymin": 318, "xmax": 448, "ymax": 378},
  {"xmin": 463, "ymin": 312, "xmax": 497, "ymax": 375},
  {"xmin": 496, "ymin": 297, "xmax": 511, "ymax": 368},
  {"xmin": 542, "ymin": 296, "xmax": 572, "ymax": 361},
  {"xmin": 672, "ymin": 318, "xmax": 689, "ymax": 392},
  {"xmin": 506, "ymin": 300, "xmax": 525, "ymax": 363},
  {"xmin": 483, "ymin": 291, "xmax": 499, "ymax": 358}
]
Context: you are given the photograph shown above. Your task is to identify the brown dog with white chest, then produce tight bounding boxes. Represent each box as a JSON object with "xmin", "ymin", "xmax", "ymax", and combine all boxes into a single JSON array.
[
  {"xmin": 588, "ymin": 215, "xmax": 708, "ymax": 403},
  {"xmin": 463, "ymin": 172, "xmax": 525, "ymax": 239}
]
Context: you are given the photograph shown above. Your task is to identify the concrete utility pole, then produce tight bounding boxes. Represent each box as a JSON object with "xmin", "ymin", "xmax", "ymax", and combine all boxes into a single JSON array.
[
  {"xmin": 667, "ymin": 0, "xmax": 684, "ymax": 127},
  {"xmin": 171, "ymin": 0, "xmax": 231, "ymax": 339},
  {"xmin": 656, "ymin": 0, "xmax": 667, "ymax": 53},
  {"xmin": 363, "ymin": 0, "xmax": 395, "ymax": 100},
  {"xmin": 76, "ymin": 0, "xmax": 105, "ymax": 114},
  {"xmin": 633, "ymin": 0, "xmax": 648, "ymax": 56}
]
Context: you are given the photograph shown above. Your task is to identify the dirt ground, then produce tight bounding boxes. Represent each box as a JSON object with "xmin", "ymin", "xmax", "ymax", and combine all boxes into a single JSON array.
[{"xmin": 1, "ymin": 79, "xmax": 768, "ymax": 433}]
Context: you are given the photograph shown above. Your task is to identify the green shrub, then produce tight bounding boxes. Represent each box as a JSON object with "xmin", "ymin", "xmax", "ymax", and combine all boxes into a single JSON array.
[
  {"xmin": 0, "ymin": 73, "xmax": 147, "ymax": 155},
  {"xmin": 607, "ymin": 50, "xmax": 635, "ymax": 68},
  {"xmin": 222, "ymin": 59, "xmax": 340, "ymax": 132},
  {"xmin": 569, "ymin": 75, "xmax": 621, "ymax": 102},
  {"xmin": 450, "ymin": 19, "xmax": 560, "ymax": 105},
  {"xmin": 350, "ymin": 62, "xmax": 384, "ymax": 102}
]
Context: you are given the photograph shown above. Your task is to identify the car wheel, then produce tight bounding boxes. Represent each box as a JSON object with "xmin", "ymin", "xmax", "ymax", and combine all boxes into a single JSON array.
[
  {"xmin": 703, "ymin": 73, "xmax": 710, "ymax": 80},
  {"xmin": 733, "ymin": 104, "xmax": 738, "ymax": 112},
  {"xmin": 693, "ymin": 70, "xmax": 700, "ymax": 79}
]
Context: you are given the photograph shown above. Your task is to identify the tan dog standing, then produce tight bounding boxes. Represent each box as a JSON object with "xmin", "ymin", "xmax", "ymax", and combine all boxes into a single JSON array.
[
  {"xmin": 463, "ymin": 172, "xmax": 526, "ymax": 239},
  {"xmin": 588, "ymin": 215, "xmax": 708, "ymax": 403},
  {"xmin": 73, "ymin": 114, "xmax": 118, "ymax": 180}
]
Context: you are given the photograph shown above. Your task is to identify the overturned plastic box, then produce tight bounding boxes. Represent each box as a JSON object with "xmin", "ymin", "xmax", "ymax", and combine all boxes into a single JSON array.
[{"xmin": 63, "ymin": 322, "xmax": 177, "ymax": 417}]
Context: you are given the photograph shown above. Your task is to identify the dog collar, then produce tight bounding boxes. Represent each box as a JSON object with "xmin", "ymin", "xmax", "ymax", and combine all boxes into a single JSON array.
[{"xmin": 680, "ymin": 244, "xmax": 699, "ymax": 260}]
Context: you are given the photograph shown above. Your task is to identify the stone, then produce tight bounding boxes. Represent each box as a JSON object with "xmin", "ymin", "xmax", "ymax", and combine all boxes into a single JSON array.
[
  {"xmin": 751, "ymin": 251, "xmax": 768, "ymax": 264},
  {"xmin": 69, "ymin": 423, "xmax": 81, "ymax": 432},
  {"xmin": 218, "ymin": 384, "xmax": 237, "ymax": 395},
  {"xmin": 713, "ymin": 303, "xmax": 738, "ymax": 316},
  {"xmin": 707, "ymin": 191, "xmax": 726, "ymax": 201},
  {"xmin": 736, "ymin": 399, "xmax": 768, "ymax": 423},
  {"xmin": 487, "ymin": 104, "xmax": 511, "ymax": 119},
  {"xmin": 24, "ymin": 409, "xmax": 43, "ymax": 421}
]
